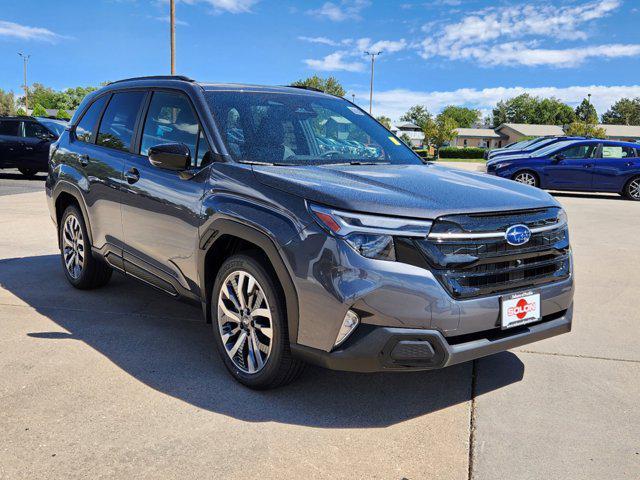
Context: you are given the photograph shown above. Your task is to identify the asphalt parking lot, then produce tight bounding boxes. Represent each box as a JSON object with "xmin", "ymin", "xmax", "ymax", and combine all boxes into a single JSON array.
[{"xmin": 0, "ymin": 165, "xmax": 638, "ymax": 479}]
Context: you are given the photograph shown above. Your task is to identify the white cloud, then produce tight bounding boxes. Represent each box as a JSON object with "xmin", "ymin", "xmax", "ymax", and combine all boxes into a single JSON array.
[
  {"xmin": 0, "ymin": 20, "xmax": 64, "ymax": 43},
  {"xmin": 179, "ymin": 0, "xmax": 257, "ymax": 14},
  {"xmin": 418, "ymin": 0, "xmax": 634, "ymax": 67},
  {"xmin": 298, "ymin": 36, "xmax": 340, "ymax": 46},
  {"xmin": 304, "ymin": 52, "xmax": 365, "ymax": 72},
  {"xmin": 153, "ymin": 15, "xmax": 190, "ymax": 26},
  {"xmin": 307, "ymin": 0, "xmax": 370, "ymax": 22},
  {"xmin": 357, "ymin": 85, "xmax": 640, "ymax": 120},
  {"xmin": 356, "ymin": 38, "xmax": 407, "ymax": 54}
]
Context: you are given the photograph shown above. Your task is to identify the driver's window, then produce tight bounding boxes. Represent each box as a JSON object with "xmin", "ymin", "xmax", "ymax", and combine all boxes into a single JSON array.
[
  {"xmin": 560, "ymin": 144, "xmax": 597, "ymax": 159},
  {"xmin": 24, "ymin": 122, "xmax": 51, "ymax": 139},
  {"xmin": 140, "ymin": 91, "xmax": 199, "ymax": 164}
]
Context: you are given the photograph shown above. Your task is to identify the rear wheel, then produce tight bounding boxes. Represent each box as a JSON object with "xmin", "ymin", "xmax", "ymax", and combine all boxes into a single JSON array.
[
  {"xmin": 59, "ymin": 205, "xmax": 112, "ymax": 289},
  {"xmin": 513, "ymin": 170, "xmax": 539, "ymax": 188},
  {"xmin": 212, "ymin": 254, "xmax": 304, "ymax": 389},
  {"xmin": 623, "ymin": 176, "xmax": 640, "ymax": 201},
  {"xmin": 18, "ymin": 168, "xmax": 38, "ymax": 178}
]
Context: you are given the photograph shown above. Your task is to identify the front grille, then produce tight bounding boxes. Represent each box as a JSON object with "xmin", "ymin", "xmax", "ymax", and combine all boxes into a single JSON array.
[{"xmin": 413, "ymin": 208, "xmax": 571, "ymax": 299}]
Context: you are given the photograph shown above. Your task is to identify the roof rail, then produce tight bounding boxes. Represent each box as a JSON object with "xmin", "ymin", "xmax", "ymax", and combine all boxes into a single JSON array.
[
  {"xmin": 287, "ymin": 84, "xmax": 325, "ymax": 94},
  {"xmin": 108, "ymin": 75, "xmax": 195, "ymax": 85}
]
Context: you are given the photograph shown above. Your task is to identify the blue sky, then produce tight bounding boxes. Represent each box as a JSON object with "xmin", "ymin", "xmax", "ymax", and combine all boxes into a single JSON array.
[{"xmin": 1, "ymin": 0, "xmax": 640, "ymax": 119}]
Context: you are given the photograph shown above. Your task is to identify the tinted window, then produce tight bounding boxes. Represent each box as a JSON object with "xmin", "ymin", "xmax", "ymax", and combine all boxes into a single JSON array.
[
  {"xmin": 206, "ymin": 91, "xmax": 421, "ymax": 166},
  {"xmin": 140, "ymin": 91, "xmax": 199, "ymax": 161},
  {"xmin": 196, "ymin": 130, "xmax": 212, "ymax": 167},
  {"xmin": 0, "ymin": 120, "xmax": 19, "ymax": 136},
  {"xmin": 561, "ymin": 144, "xmax": 597, "ymax": 159},
  {"xmin": 97, "ymin": 91, "xmax": 145, "ymax": 152},
  {"xmin": 601, "ymin": 144, "xmax": 635, "ymax": 159},
  {"xmin": 24, "ymin": 121, "xmax": 51, "ymax": 139},
  {"xmin": 76, "ymin": 95, "xmax": 108, "ymax": 143},
  {"xmin": 37, "ymin": 119, "xmax": 66, "ymax": 137}
]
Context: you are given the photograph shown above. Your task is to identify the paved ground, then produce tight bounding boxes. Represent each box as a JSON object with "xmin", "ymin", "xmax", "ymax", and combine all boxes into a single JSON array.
[
  {"xmin": 0, "ymin": 169, "xmax": 46, "ymax": 196},
  {"xmin": 0, "ymin": 172, "xmax": 638, "ymax": 479}
]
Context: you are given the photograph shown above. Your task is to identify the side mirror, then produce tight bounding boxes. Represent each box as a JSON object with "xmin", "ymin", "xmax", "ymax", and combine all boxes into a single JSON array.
[
  {"xmin": 553, "ymin": 153, "xmax": 565, "ymax": 162},
  {"xmin": 148, "ymin": 143, "xmax": 191, "ymax": 171}
]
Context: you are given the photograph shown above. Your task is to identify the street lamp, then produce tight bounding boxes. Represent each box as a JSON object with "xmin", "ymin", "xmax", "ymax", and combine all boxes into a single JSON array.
[
  {"xmin": 364, "ymin": 51, "xmax": 381, "ymax": 115},
  {"xmin": 18, "ymin": 52, "xmax": 30, "ymax": 112}
]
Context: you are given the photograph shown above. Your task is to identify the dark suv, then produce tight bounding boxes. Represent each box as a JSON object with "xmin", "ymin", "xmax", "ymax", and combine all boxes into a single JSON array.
[
  {"xmin": 0, "ymin": 116, "xmax": 65, "ymax": 176},
  {"xmin": 46, "ymin": 76, "xmax": 574, "ymax": 389}
]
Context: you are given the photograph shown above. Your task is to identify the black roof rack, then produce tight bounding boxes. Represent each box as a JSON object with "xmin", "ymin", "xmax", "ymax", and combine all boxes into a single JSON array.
[
  {"xmin": 108, "ymin": 75, "xmax": 195, "ymax": 85},
  {"xmin": 287, "ymin": 84, "xmax": 325, "ymax": 94}
]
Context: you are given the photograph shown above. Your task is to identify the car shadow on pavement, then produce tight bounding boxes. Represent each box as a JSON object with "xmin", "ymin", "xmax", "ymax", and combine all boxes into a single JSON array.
[
  {"xmin": 1, "ymin": 254, "xmax": 524, "ymax": 428},
  {"xmin": 0, "ymin": 172, "xmax": 45, "ymax": 181}
]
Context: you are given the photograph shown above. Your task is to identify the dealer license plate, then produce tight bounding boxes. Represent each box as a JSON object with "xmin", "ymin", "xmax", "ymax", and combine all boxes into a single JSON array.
[{"xmin": 501, "ymin": 291, "xmax": 541, "ymax": 329}]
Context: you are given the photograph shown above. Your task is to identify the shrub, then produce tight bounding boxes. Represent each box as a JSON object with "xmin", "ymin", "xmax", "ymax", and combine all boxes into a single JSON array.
[{"xmin": 438, "ymin": 146, "xmax": 486, "ymax": 159}]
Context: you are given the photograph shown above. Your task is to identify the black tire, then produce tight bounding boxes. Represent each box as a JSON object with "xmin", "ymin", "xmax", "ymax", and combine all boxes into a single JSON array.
[
  {"xmin": 59, "ymin": 205, "xmax": 112, "ymax": 289},
  {"xmin": 18, "ymin": 168, "xmax": 38, "ymax": 178},
  {"xmin": 512, "ymin": 170, "xmax": 539, "ymax": 188},
  {"xmin": 623, "ymin": 176, "xmax": 640, "ymax": 201},
  {"xmin": 211, "ymin": 254, "xmax": 304, "ymax": 389}
]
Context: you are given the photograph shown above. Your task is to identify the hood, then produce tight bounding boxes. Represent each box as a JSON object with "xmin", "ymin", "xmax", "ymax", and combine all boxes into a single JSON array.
[
  {"xmin": 487, "ymin": 153, "xmax": 534, "ymax": 164},
  {"xmin": 252, "ymin": 163, "xmax": 558, "ymax": 220}
]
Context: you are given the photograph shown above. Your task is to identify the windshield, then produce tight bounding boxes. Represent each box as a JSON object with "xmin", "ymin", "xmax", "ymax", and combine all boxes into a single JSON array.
[
  {"xmin": 37, "ymin": 118, "xmax": 67, "ymax": 137},
  {"xmin": 205, "ymin": 91, "xmax": 422, "ymax": 166},
  {"xmin": 533, "ymin": 140, "xmax": 575, "ymax": 157}
]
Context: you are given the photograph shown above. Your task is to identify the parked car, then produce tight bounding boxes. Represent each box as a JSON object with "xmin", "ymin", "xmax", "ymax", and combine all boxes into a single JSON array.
[
  {"xmin": 0, "ymin": 116, "xmax": 66, "ymax": 177},
  {"xmin": 46, "ymin": 76, "xmax": 573, "ymax": 388},
  {"xmin": 488, "ymin": 136, "xmax": 584, "ymax": 160},
  {"xmin": 486, "ymin": 138, "xmax": 640, "ymax": 200}
]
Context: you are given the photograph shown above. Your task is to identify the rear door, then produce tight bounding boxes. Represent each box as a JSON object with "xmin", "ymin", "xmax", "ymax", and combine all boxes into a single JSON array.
[
  {"xmin": 120, "ymin": 90, "xmax": 212, "ymax": 298},
  {"xmin": 544, "ymin": 142, "xmax": 598, "ymax": 190},
  {"xmin": 0, "ymin": 119, "xmax": 21, "ymax": 168},
  {"xmin": 592, "ymin": 143, "xmax": 638, "ymax": 192}
]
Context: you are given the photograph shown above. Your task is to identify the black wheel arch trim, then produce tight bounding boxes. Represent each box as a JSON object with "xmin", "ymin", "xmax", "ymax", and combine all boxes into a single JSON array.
[
  {"xmin": 199, "ymin": 218, "xmax": 300, "ymax": 344},
  {"xmin": 52, "ymin": 181, "xmax": 94, "ymax": 247}
]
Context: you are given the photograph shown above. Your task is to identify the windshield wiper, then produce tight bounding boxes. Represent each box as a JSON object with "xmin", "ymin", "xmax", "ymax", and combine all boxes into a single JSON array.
[{"xmin": 322, "ymin": 160, "xmax": 390, "ymax": 166}]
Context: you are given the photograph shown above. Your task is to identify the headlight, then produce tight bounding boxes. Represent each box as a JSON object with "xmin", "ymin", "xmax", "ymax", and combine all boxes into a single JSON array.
[
  {"xmin": 557, "ymin": 208, "xmax": 568, "ymax": 226},
  {"xmin": 495, "ymin": 162, "xmax": 511, "ymax": 170},
  {"xmin": 308, "ymin": 203, "xmax": 432, "ymax": 261}
]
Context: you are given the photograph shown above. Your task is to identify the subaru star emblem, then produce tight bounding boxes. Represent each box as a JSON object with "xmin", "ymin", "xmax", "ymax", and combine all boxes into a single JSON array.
[{"xmin": 505, "ymin": 224, "xmax": 531, "ymax": 246}]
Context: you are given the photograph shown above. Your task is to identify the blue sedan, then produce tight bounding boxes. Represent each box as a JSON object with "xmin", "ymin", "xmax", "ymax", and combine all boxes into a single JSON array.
[{"xmin": 486, "ymin": 139, "xmax": 640, "ymax": 200}]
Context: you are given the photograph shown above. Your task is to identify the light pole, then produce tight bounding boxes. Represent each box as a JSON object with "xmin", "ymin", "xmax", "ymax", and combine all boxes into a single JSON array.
[
  {"xmin": 170, "ymin": 0, "xmax": 176, "ymax": 74},
  {"xmin": 364, "ymin": 51, "xmax": 381, "ymax": 114},
  {"xmin": 18, "ymin": 52, "xmax": 30, "ymax": 112}
]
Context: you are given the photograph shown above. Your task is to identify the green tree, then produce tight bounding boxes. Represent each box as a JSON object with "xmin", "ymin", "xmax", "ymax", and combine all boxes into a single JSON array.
[
  {"xmin": 601, "ymin": 97, "xmax": 640, "ymax": 125},
  {"xmin": 32, "ymin": 103, "xmax": 47, "ymax": 117},
  {"xmin": 575, "ymin": 98, "xmax": 598, "ymax": 123},
  {"xmin": 400, "ymin": 105, "xmax": 431, "ymax": 129},
  {"xmin": 565, "ymin": 121, "xmax": 607, "ymax": 138},
  {"xmin": 16, "ymin": 107, "xmax": 27, "ymax": 116},
  {"xmin": 491, "ymin": 94, "xmax": 575, "ymax": 127},
  {"xmin": 439, "ymin": 105, "xmax": 480, "ymax": 128},
  {"xmin": 0, "ymin": 89, "xmax": 16, "ymax": 115},
  {"xmin": 290, "ymin": 75, "xmax": 345, "ymax": 97},
  {"xmin": 18, "ymin": 83, "xmax": 98, "ymax": 111},
  {"xmin": 399, "ymin": 133, "xmax": 413, "ymax": 146},
  {"xmin": 376, "ymin": 115, "xmax": 392, "ymax": 129},
  {"xmin": 56, "ymin": 108, "xmax": 71, "ymax": 120},
  {"xmin": 424, "ymin": 114, "xmax": 458, "ymax": 155}
]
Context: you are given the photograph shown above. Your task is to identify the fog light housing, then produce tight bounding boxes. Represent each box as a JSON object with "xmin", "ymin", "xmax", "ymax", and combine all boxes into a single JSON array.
[{"xmin": 334, "ymin": 310, "xmax": 360, "ymax": 347}]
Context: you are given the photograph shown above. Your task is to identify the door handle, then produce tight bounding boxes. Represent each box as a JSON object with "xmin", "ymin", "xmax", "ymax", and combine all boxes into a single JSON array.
[
  {"xmin": 626, "ymin": 162, "xmax": 634, "ymax": 167},
  {"xmin": 124, "ymin": 167, "xmax": 140, "ymax": 184},
  {"xmin": 584, "ymin": 163, "xmax": 593, "ymax": 168},
  {"xmin": 80, "ymin": 154, "xmax": 89, "ymax": 167}
]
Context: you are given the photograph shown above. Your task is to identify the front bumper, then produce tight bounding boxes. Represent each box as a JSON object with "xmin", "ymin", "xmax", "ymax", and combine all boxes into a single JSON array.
[{"xmin": 291, "ymin": 304, "xmax": 572, "ymax": 372}]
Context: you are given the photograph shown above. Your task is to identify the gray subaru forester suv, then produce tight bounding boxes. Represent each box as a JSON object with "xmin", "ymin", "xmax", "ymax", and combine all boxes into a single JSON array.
[{"xmin": 46, "ymin": 76, "xmax": 573, "ymax": 389}]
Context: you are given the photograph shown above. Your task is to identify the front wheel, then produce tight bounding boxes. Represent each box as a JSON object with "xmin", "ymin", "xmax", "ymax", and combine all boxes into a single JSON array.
[
  {"xmin": 513, "ymin": 170, "xmax": 539, "ymax": 188},
  {"xmin": 212, "ymin": 254, "xmax": 304, "ymax": 389},
  {"xmin": 623, "ymin": 176, "xmax": 640, "ymax": 201}
]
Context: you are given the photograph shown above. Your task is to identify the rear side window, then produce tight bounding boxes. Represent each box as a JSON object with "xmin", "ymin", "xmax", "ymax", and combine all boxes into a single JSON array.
[
  {"xmin": 0, "ymin": 120, "xmax": 19, "ymax": 136},
  {"xmin": 140, "ymin": 91, "xmax": 199, "ymax": 161},
  {"xmin": 97, "ymin": 91, "xmax": 145, "ymax": 152},
  {"xmin": 75, "ymin": 95, "xmax": 108, "ymax": 143},
  {"xmin": 601, "ymin": 144, "xmax": 635, "ymax": 159}
]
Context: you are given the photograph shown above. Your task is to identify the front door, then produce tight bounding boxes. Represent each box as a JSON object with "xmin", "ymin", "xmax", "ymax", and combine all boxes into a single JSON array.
[
  {"xmin": 544, "ymin": 142, "xmax": 598, "ymax": 190},
  {"xmin": 120, "ymin": 90, "xmax": 212, "ymax": 298}
]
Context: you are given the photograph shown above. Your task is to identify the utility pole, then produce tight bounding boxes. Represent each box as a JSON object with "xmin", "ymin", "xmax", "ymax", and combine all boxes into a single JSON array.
[
  {"xmin": 364, "ymin": 51, "xmax": 381, "ymax": 115},
  {"xmin": 170, "ymin": 0, "xmax": 176, "ymax": 75},
  {"xmin": 18, "ymin": 52, "xmax": 30, "ymax": 112}
]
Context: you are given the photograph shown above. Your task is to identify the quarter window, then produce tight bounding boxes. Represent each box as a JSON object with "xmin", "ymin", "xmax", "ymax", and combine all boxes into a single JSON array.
[
  {"xmin": 140, "ymin": 91, "xmax": 199, "ymax": 163},
  {"xmin": 75, "ymin": 95, "xmax": 108, "ymax": 143},
  {"xmin": 97, "ymin": 91, "xmax": 145, "ymax": 152}
]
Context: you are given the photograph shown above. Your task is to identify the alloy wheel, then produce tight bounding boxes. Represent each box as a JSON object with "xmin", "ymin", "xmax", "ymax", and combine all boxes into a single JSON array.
[
  {"xmin": 629, "ymin": 178, "xmax": 640, "ymax": 199},
  {"xmin": 217, "ymin": 271, "xmax": 273, "ymax": 374},
  {"xmin": 514, "ymin": 172, "xmax": 537, "ymax": 186},
  {"xmin": 62, "ymin": 214, "xmax": 85, "ymax": 279}
]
